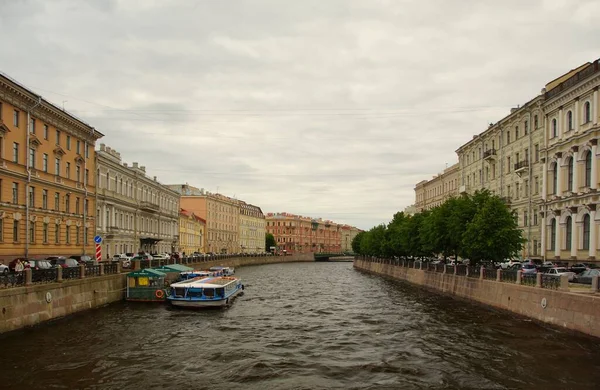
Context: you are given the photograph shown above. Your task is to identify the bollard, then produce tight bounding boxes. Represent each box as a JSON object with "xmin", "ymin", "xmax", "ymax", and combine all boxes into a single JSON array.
[
  {"xmin": 536, "ymin": 272, "xmax": 542, "ymax": 288},
  {"xmin": 419, "ymin": 261, "xmax": 423, "ymax": 270},
  {"xmin": 516, "ymin": 270, "xmax": 522, "ymax": 285},
  {"xmin": 465, "ymin": 266, "xmax": 470, "ymax": 277},
  {"xmin": 453, "ymin": 265, "xmax": 458, "ymax": 275},
  {"xmin": 56, "ymin": 266, "xmax": 63, "ymax": 282},
  {"xmin": 443, "ymin": 265, "xmax": 448, "ymax": 274},
  {"xmin": 25, "ymin": 268, "xmax": 32, "ymax": 286},
  {"xmin": 116, "ymin": 262, "xmax": 122, "ymax": 274},
  {"xmin": 496, "ymin": 269, "xmax": 501, "ymax": 282},
  {"xmin": 591, "ymin": 275, "xmax": 599, "ymax": 293},
  {"xmin": 560, "ymin": 274, "xmax": 570, "ymax": 291},
  {"xmin": 99, "ymin": 263, "xmax": 105, "ymax": 276},
  {"xmin": 79, "ymin": 264, "xmax": 85, "ymax": 279},
  {"xmin": 479, "ymin": 266, "xmax": 484, "ymax": 280}
]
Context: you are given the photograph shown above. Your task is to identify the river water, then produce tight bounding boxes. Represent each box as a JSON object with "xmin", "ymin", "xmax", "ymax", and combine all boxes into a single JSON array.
[{"xmin": 1, "ymin": 261, "xmax": 600, "ymax": 390}]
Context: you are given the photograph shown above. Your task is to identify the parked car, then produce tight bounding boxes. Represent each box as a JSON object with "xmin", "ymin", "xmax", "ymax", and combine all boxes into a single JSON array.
[
  {"xmin": 70, "ymin": 255, "xmax": 95, "ymax": 265},
  {"xmin": 152, "ymin": 254, "xmax": 169, "ymax": 261},
  {"xmin": 573, "ymin": 269, "xmax": 600, "ymax": 284},
  {"xmin": 46, "ymin": 256, "xmax": 79, "ymax": 268},
  {"xmin": 0, "ymin": 263, "xmax": 8, "ymax": 274},
  {"xmin": 545, "ymin": 267, "xmax": 576, "ymax": 281}
]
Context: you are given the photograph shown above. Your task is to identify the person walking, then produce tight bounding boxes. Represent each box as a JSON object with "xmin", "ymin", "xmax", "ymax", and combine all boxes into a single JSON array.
[{"xmin": 15, "ymin": 259, "xmax": 24, "ymax": 272}]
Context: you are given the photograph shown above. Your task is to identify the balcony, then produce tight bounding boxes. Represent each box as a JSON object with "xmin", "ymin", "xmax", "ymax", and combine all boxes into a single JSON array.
[
  {"xmin": 483, "ymin": 149, "xmax": 497, "ymax": 161},
  {"xmin": 514, "ymin": 160, "xmax": 529, "ymax": 176},
  {"xmin": 107, "ymin": 226, "xmax": 120, "ymax": 233},
  {"xmin": 140, "ymin": 201, "xmax": 159, "ymax": 212}
]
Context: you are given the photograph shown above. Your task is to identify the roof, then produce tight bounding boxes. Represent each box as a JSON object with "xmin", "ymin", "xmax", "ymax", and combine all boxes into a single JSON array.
[
  {"xmin": 154, "ymin": 264, "xmax": 193, "ymax": 272},
  {"xmin": 127, "ymin": 269, "xmax": 166, "ymax": 277},
  {"xmin": 171, "ymin": 276, "xmax": 238, "ymax": 288}
]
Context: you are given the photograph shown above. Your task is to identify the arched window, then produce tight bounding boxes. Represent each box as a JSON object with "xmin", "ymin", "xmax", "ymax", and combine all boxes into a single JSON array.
[
  {"xmin": 585, "ymin": 151, "xmax": 592, "ymax": 187},
  {"xmin": 583, "ymin": 214, "xmax": 591, "ymax": 250},
  {"xmin": 566, "ymin": 216, "xmax": 572, "ymax": 250},
  {"xmin": 584, "ymin": 101, "xmax": 591, "ymax": 123},
  {"xmin": 552, "ymin": 118, "xmax": 558, "ymax": 137},
  {"xmin": 550, "ymin": 219, "xmax": 557, "ymax": 251},
  {"xmin": 567, "ymin": 157, "xmax": 573, "ymax": 191},
  {"xmin": 567, "ymin": 111, "xmax": 573, "ymax": 130},
  {"xmin": 552, "ymin": 163, "xmax": 558, "ymax": 194},
  {"xmin": 106, "ymin": 172, "xmax": 110, "ymax": 190}
]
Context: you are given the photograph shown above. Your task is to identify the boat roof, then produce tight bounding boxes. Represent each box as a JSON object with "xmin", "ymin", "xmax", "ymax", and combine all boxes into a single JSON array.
[
  {"xmin": 171, "ymin": 276, "xmax": 238, "ymax": 288},
  {"xmin": 209, "ymin": 266, "xmax": 233, "ymax": 270},
  {"xmin": 127, "ymin": 269, "xmax": 166, "ymax": 277},
  {"xmin": 154, "ymin": 264, "xmax": 193, "ymax": 272}
]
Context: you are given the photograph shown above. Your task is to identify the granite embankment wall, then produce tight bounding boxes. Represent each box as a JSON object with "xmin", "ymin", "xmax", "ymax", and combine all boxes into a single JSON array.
[
  {"xmin": 0, "ymin": 254, "xmax": 313, "ymax": 334},
  {"xmin": 354, "ymin": 258, "xmax": 600, "ymax": 339}
]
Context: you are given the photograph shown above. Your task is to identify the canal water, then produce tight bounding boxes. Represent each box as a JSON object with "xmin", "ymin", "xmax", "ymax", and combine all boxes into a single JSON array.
[{"xmin": 1, "ymin": 261, "xmax": 600, "ymax": 390}]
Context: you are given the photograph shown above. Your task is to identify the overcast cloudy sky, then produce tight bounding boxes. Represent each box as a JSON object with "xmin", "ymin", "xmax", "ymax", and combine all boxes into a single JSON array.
[{"xmin": 1, "ymin": 0, "xmax": 598, "ymax": 230}]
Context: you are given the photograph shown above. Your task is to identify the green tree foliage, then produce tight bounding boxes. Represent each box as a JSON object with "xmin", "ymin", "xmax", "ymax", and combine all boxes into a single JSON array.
[
  {"xmin": 352, "ymin": 190, "xmax": 524, "ymax": 263},
  {"xmin": 265, "ymin": 233, "xmax": 276, "ymax": 251}
]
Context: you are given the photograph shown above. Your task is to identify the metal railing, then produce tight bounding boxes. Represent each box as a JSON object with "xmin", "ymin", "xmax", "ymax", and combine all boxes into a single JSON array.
[
  {"xmin": 104, "ymin": 263, "xmax": 118, "ymax": 275},
  {"xmin": 31, "ymin": 268, "xmax": 58, "ymax": 284},
  {"xmin": 541, "ymin": 274, "xmax": 561, "ymax": 290},
  {"xmin": 483, "ymin": 268, "xmax": 497, "ymax": 280},
  {"xmin": 467, "ymin": 266, "xmax": 479, "ymax": 278},
  {"xmin": 63, "ymin": 267, "xmax": 80, "ymax": 280},
  {"xmin": 0, "ymin": 272, "xmax": 25, "ymax": 288},
  {"xmin": 500, "ymin": 270, "xmax": 517, "ymax": 283},
  {"xmin": 85, "ymin": 265, "xmax": 100, "ymax": 277},
  {"xmin": 456, "ymin": 265, "xmax": 467, "ymax": 276},
  {"xmin": 521, "ymin": 273, "xmax": 537, "ymax": 286}
]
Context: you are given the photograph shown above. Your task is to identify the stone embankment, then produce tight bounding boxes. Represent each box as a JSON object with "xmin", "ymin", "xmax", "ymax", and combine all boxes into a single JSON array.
[
  {"xmin": 354, "ymin": 257, "xmax": 600, "ymax": 339},
  {"xmin": 0, "ymin": 254, "xmax": 313, "ymax": 334}
]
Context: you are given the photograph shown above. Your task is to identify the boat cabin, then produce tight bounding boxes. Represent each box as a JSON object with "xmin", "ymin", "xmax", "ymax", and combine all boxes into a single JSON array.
[{"xmin": 126, "ymin": 268, "xmax": 167, "ymax": 302}]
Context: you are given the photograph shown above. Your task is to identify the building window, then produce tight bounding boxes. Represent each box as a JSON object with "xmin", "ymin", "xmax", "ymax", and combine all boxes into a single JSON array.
[
  {"xmin": 583, "ymin": 214, "xmax": 591, "ymax": 250},
  {"xmin": 43, "ymin": 223, "xmax": 48, "ymax": 243},
  {"xmin": 533, "ymin": 211, "xmax": 538, "ymax": 226},
  {"xmin": 515, "ymin": 126, "xmax": 519, "ymax": 139},
  {"xmin": 584, "ymin": 101, "xmax": 591, "ymax": 123},
  {"xmin": 524, "ymin": 120, "xmax": 529, "ymax": 135},
  {"xmin": 43, "ymin": 153, "xmax": 48, "ymax": 172},
  {"xmin": 12, "ymin": 142, "xmax": 19, "ymax": 163},
  {"xmin": 56, "ymin": 130, "xmax": 61, "ymax": 145},
  {"xmin": 30, "ymin": 118, "xmax": 36, "ymax": 134},
  {"xmin": 76, "ymin": 140, "xmax": 81, "ymax": 154},
  {"xmin": 76, "ymin": 165, "xmax": 81, "ymax": 183},
  {"xmin": 13, "ymin": 110, "xmax": 19, "ymax": 127},
  {"xmin": 65, "ymin": 226, "xmax": 70, "ymax": 244},
  {"xmin": 566, "ymin": 216, "xmax": 572, "ymax": 251},
  {"xmin": 85, "ymin": 143, "xmax": 89, "ymax": 158},
  {"xmin": 55, "ymin": 158, "xmax": 60, "ymax": 176},
  {"xmin": 76, "ymin": 226, "xmax": 80, "ymax": 245},
  {"xmin": 84, "ymin": 199, "xmax": 89, "ymax": 215},
  {"xmin": 66, "ymin": 135, "xmax": 71, "ymax": 150},
  {"xmin": 506, "ymin": 131, "xmax": 510, "ymax": 144},
  {"xmin": 29, "ymin": 221, "xmax": 35, "ymax": 244},
  {"xmin": 552, "ymin": 118, "xmax": 558, "ymax": 138},
  {"xmin": 535, "ymin": 144, "xmax": 539, "ymax": 162},
  {"xmin": 85, "ymin": 169, "xmax": 89, "ymax": 185},
  {"xmin": 585, "ymin": 151, "xmax": 592, "ymax": 187},
  {"xmin": 28, "ymin": 186, "xmax": 35, "ymax": 207},
  {"xmin": 534, "ymin": 115, "xmax": 539, "ymax": 129},
  {"xmin": 85, "ymin": 227, "xmax": 89, "ymax": 244},
  {"xmin": 65, "ymin": 194, "xmax": 70, "ymax": 213},
  {"xmin": 29, "ymin": 148, "xmax": 35, "ymax": 169},
  {"xmin": 42, "ymin": 189, "xmax": 48, "ymax": 209},
  {"xmin": 55, "ymin": 224, "xmax": 60, "ymax": 244},
  {"xmin": 507, "ymin": 156, "xmax": 511, "ymax": 173},
  {"xmin": 75, "ymin": 197, "xmax": 80, "ymax": 214},
  {"xmin": 567, "ymin": 110, "xmax": 573, "ymax": 130},
  {"xmin": 44, "ymin": 124, "xmax": 48, "ymax": 140},
  {"xmin": 54, "ymin": 192, "xmax": 60, "ymax": 211},
  {"xmin": 567, "ymin": 157, "xmax": 573, "ymax": 191},
  {"xmin": 66, "ymin": 162, "xmax": 71, "ymax": 179},
  {"xmin": 13, "ymin": 220, "xmax": 19, "ymax": 242},
  {"xmin": 550, "ymin": 219, "xmax": 556, "ymax": 251},
  {"xmin": 523, "ymin": 211, "xmax": 528, "ymax": 227},
  {"xmin": 12, "ymin": 182, "xmax": 18, "ymax": 204}
]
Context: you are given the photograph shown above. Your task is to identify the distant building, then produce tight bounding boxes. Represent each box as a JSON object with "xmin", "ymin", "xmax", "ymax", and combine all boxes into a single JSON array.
[
  {"xmin": 414, "ymin": 163, "xmax": 459, "ymax": 212},
  {"xmin": 179, "ymin": 208, "xmax": 205, "ymax": 255},
  {"xmin": 96, "ymin": 144, "xmax": 180, "ymax": 258},
  {"xmin": 239, "ymin": 201, "xmax": 266, "ymax": 253},
  {"xmin": 340, "ymin": 225, "xmax": 361, "ymax": 252}
]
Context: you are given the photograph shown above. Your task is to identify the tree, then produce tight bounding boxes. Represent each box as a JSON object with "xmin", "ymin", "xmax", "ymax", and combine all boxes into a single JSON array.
[
  {"xmin": 360, "ymin": 224, "xmax": 387, "ymax": 256},
  {"xmin": 265, "ymin": 233, "xmax": 276, "ymax": 252},
  {"xmin": 352, "ymin": 231, "xmax": 365, "ymax": 254},
  {"xmin": 462, "ymin": 195, "xmax": 525, "ymax": 265}
]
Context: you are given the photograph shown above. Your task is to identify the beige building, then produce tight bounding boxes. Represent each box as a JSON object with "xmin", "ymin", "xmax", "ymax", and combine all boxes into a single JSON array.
[
  {"xmin": 179, "ymin": 208, "xmax": 205, "ymax": 255},
  {"xmin": 96, "ymin": 144, "xmax": 180, "ymax": 258},
  {"xmin": 239, "ymin": 201, "xmax": 266, "ymax": 253},
  {"xmin": 167, "ymin": 184, "xmax": 240, "ymax": 254},
  {"xmin": 414, "ymin": 163, "xmax": 459, "ymax": 212},
  {"xmin": 0, "ymin": 73, "xmax": 103, "ymax": 262},
  {"xmin": 341, "ymin": 225, "xmax": 361, "ymax": 253},
  {"xmin": 541, "ymin": 59, "xmax": 600, "ymax": 264},
  {"xmin": 455, "ymin": 96, "xmax": 545, "ymax": 259}
]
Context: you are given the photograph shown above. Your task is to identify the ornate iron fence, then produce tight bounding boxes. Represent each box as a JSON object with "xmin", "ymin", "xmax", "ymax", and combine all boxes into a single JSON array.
[
  {"xmin": 501, "ymin": 270, "xmax": 518, "ymax": 283},
  {"xmin": 467, "ymin": 266, "xmax": 479, "ymax": 278},
  {"xmin": 31, "ymin": 268, "xmax": 58, "ymax": 284},
  {"xmin": 456, "ymin": 265, "xmax": 467, "ymax": 276},
  {"xmin": 483, "ymin": 268, "xmax": 497, "ymax": 280},
  {"xmin": 541, "ymin": 274, "xmax": 561, "ymax": 290},
  {"xmin": 0, "ymin": 272, "xmax": 25, "ymax": 288},
  {"xmin": 63, "ymin": 267, "xmax": 80, "ymax": 280},
  {"xmin": 104, "ymin": 263, "xmax": 118, "ymax": 275},
  {"xmin": 85, "ymin": 265, "xmax": 100, "ymax": 277},
  {"xmin": 521, "ymin": 273, "xmax": 537, "ymax": 287}
]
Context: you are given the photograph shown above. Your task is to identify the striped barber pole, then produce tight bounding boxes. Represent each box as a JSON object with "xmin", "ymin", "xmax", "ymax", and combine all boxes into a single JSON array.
[{"xmin": 95, "ymin": 244, "xmax": 102, "ymax": 262}]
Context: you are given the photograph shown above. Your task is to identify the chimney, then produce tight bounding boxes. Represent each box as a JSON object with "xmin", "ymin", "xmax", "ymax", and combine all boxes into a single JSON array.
[
  {"xmin": 100, "ymin": 143, "xmax": 106, "ymax": 151},
  {"xmin": 133, "ymin": 162, "xmax": 138, "ymax": 168}
]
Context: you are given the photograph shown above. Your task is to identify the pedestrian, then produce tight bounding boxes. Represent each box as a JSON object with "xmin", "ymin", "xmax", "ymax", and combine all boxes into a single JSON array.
[{"xmin": 15, "ymin": 259, "xmax": 24, "ymax": 272}]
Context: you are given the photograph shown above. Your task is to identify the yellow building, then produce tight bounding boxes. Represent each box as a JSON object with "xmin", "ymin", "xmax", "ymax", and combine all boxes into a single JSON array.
[
  {"xmin": 178, "ymin": 208, "xmax": 205, "ymax": 255},
  {"xmin": 541, "ymin": 59, "xmax": 600, "ymax": 264},
  {"xmin": 0, "ymin": 73, "xmax": 103, "ymax": 262},
  {"xmin": 414, "ymin": 163, "xmax": 459, "ymax": 212},
  {"xmin": 239, "ymin": 201, "xmax": 265, "ymax": 253}
]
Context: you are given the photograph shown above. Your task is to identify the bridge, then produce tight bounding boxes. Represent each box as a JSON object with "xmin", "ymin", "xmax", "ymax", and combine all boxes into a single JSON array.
[{"xmin": 314, "ymin": 253, "xmax": 355, "ymax": 262}]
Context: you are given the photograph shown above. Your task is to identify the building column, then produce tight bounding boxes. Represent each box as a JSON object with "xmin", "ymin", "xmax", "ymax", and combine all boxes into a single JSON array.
[
  {"xmin": 574, "ymin": 99, "xmax": 580, "ymax": 131},
  {"xmin": 592, "ymin": 143, "xmax": 598, "ymax": 190},
  {"xmin": 556, "ymin": 155, "xmax": 563, "ymax": 197},
  {"xmin": 571, "ymin": 215, "xmax": 577, "ymax": 259},
  {"xmin": 589, "ymin": 210, "xmax": 597, "ymax": 259},
  {"xmin": 558, "ymin": 108, "xmax": 563, "ymax": 138},
  {"xmin": 573, "ymin": 156, "xmax": 579, "ymax": 194},
  {"xmin": 542, "ymin": 160, "xmax": 548, "ymax": 201},
  {"xmin": 594, "ymin": 88, "xmax": 598, "ymax": 125},
  {"xmin": 555, "ymin": 217, "xmax": 561, "ymax": 258},
  {"xmin": 541, "ymin": 214, "xmax": 546, "ymax": 260}
]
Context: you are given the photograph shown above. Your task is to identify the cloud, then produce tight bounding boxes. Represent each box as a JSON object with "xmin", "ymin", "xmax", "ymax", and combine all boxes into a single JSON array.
[{"xmin": 1, "ymin": 0, "xmax": 598, "ymax": 230}]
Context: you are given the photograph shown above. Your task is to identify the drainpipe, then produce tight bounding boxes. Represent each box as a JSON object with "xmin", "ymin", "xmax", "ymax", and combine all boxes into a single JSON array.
[
  {"xmin": 542, "ymin": 114, "xmax": 548, "ymax": 261},
  {"xmin": 83, "ymin": 127, "xmax": 95, "ymax": 258},
  {"xmin": 25, "ymin": 96, "xmax": 42, "ymax": 258},
  {"xmin": 527, "ymin": 112, "xmax": 533, "ymax": 258}
]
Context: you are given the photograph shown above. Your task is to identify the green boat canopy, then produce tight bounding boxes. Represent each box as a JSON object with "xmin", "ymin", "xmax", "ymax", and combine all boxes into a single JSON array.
[
  {"xmin": 153, "ymin": 264, "xmax": 193, "ymax": 273},
  {"xmin": 127, "ymin": 268, "xmax": 167, "ymax": 278}
]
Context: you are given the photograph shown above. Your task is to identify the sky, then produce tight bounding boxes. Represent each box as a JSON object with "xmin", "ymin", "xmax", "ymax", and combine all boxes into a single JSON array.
[{"xmin": 0, "ymin": 0, "xmax": 598, "ymax": 230}]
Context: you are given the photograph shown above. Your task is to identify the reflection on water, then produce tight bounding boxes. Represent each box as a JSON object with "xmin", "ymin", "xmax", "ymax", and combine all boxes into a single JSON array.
[{"xmin": 1, "ymin": 262, "xmax": 600, "ymax": 390}]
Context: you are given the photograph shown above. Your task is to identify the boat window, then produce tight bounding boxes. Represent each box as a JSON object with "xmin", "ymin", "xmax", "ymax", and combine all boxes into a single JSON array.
[
  {"xmin": 204, "ymin": 288, "xmax": 215, "ymax": 297},
  {"xmin": 187, "ymin": 289, "xmax": 202, "ymax": 298},
  {"xmin": 173, "ymin": 287, "xmax": 186, "ymax": 298},
  {"xmin": 216, "ymin": 288, "xmax": 225, "ymax": 297}
]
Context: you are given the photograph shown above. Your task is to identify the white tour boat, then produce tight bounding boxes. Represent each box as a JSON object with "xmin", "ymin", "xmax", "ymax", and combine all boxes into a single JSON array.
[
  {"xmin": 167, "ymin": 276, "xmax": 243, "ymax": 308},
  {"xmin": 209, "ymin": 266, "xmax": 235, "ymax": 276}
]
